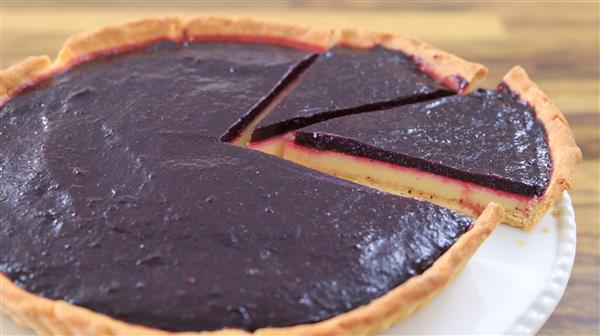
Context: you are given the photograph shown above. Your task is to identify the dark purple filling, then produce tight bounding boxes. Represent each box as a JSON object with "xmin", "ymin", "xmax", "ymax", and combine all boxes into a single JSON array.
[
  {"xmin": 0, "ymin": 40, "xmax": 473, "ymax": 332},
  {"xmin": 1, "ymin": 40, "xmax": 314, "ymax": 143},
  {"xmin": 251, "ymin": 45, "xmax": 454, "ymax": 142},
  {"xmin": 297, "ymin": 89, "xmax": 552, "ymax": 197}
]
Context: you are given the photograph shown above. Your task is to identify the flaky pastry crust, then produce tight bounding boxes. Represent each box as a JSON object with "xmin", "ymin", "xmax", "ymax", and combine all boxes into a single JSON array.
[
  {"xmin": 338, "ymin": 28, "xmax": 488, "ymax": 93},
  {"xmin": 1, "ymin": 15, "xmax": 503, "ymax": 336},
  {"xmin": 186, "ymin": 16, "xmax": 333, "ymax": 52},
  {"xmin": 0, "ymin": 56, "xmax": 52, "ymax": 103},
  {"xmin": 0, "ymin": 16, "xmax": 332, "ymax": 105},
  {"xmin": 54, "ymin": 16, "xmax": 185, "ymax": 68},
  {"xmin": 501, "ymin": 66, "xmax": 582, "ymax": 230},
  {"xmin": 0, "ymin": 17, "xmax": 185, "ymax": 105}
]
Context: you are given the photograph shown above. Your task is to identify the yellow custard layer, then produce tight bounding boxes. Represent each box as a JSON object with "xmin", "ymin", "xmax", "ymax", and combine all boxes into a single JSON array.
[{"xmin": 251, "ymin": 134, "xmax": 546, "ymax": 230}]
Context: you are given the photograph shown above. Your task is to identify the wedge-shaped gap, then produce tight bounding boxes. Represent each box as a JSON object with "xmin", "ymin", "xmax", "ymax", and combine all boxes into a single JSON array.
[{"xmin": 220, "ymin": 53, "xmax": 318, "ymax": 144}]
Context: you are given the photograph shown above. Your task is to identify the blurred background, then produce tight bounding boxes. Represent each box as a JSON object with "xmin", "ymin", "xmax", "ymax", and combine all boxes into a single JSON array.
[{"xmin": 1, "ymin": 1, "xmax": 598, "ymax": 335}]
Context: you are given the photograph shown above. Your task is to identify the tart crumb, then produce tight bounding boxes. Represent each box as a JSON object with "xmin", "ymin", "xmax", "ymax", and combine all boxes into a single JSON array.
[
  {"xmin": 542, "ymin": 226, "xmax": 551, "ymax": 233},
  {"xmin": 516, "ymin": 239, "xmax": 526, "ymax": 245},
  {"xmin": 552, "ymin": 208, "xmax": 561, "ymax": 217}
]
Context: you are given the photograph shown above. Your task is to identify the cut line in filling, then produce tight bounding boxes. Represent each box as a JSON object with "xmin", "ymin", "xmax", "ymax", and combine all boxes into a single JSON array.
[
  {"xmin": 222, "ymin": 53, "xmax": 318, "ymax": 145},
  {"xmin": 234, "ymin": 45, "xmax": 460, "ymax": 144}
]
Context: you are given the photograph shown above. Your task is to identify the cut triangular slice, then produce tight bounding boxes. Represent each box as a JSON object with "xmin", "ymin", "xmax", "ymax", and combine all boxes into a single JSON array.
[
  {"xmin": 248, "ymin": 29, "xmax": 487, "ymax": 150},
  {"xmin": 263, "ymin": 67, "xmax": 581, "ymax": 230}
]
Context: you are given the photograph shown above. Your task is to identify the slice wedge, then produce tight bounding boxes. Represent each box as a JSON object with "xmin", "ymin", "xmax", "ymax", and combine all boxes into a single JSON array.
[{"xmin": 252, "ymin": 67, "xmax": 581, "ymax": 230}]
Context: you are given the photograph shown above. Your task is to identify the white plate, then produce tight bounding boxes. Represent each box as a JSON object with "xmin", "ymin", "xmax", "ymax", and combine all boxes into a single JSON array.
[{"xmin": 1, "ymin": 193, "xmax": 576, "ymax": 336}]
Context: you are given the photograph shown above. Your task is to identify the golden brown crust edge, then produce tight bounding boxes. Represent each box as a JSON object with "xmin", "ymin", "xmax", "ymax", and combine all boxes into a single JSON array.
[
  {"xmin": 1, "ymin": 18, "xmax": 479, "ymax": 102},
  {"xmin": 186, "ymin": 16, "xmax": 334, "ymax": 50},
  {"xmin": 1, "ymin": 203, "xmax": 502, "ymax": 336},
  {"xmin": 338, "ymin": 28, "xmax": 488, "ymax": 92},
  {"xmin": 53, "ymin": 16, "xmax": 185, "ymax": 68},
  {"xmin": 0, "ymin": 56, "xmax": 52, "ymax": 103},
  {"xmin": 0, "ymin": 16, "xmax": 332, "ymax": 104},
  {"xmin": 0, "ymin": 16, "xmax": 185, "ymax": 103},
  {"xmin": 502, "ymin": 66, "xmax": 582, "ymax": 230}
]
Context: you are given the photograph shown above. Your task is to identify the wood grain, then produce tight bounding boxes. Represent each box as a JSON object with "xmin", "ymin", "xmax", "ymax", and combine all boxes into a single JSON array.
[{"xmin": 2, "ymin": 2, "xmax": 598, "ymax": 335}]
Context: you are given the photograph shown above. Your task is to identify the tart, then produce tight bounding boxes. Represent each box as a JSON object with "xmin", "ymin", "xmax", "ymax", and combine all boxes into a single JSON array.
[{"xmin": 0, "ymin": 14, "xmax": 576, "ymax": 336}]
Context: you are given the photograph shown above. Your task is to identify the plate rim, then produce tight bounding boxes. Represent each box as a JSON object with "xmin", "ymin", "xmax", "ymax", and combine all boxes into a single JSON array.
[{"xmin": 504, "ymin": 192, "xmax": 577, "ymax": 335}]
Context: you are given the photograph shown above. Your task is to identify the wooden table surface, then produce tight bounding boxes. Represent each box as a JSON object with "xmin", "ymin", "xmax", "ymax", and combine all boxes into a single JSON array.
[{"xmin": 2, "ymin": 2, "xmax": 598, "ymax": 335}]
